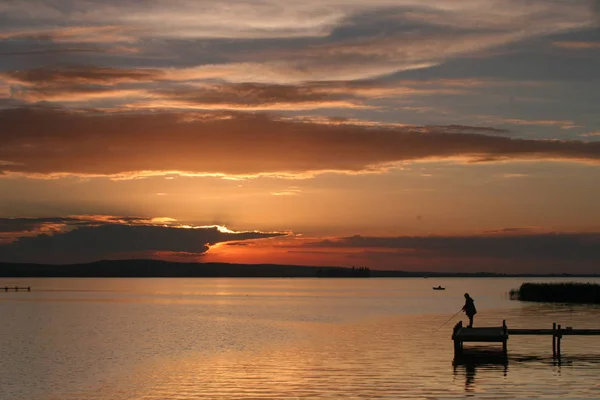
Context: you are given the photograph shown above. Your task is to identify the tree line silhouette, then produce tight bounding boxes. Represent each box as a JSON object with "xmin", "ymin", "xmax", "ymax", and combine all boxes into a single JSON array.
[{"xmin": 316, "ymin": 266, "xmax": 371, "ymax": 277}]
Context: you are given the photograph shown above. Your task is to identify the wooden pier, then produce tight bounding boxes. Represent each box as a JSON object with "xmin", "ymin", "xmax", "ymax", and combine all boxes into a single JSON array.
[
  {"xmin": 452, "ymin": 320, "xmax": 600, "ymax": 357},
  {"xmin": 452, "ymin": 320, "xmax": 508, "ymax": 356},
  {"xmin": 2, "ymin": 286, "xmax": 31, "ymax": 292}
]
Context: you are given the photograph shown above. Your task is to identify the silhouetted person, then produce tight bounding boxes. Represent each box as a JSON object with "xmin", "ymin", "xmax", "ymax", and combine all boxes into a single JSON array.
[{"xmin": 462, "ymin": 293, "xmax": 477, "ymax": 328}]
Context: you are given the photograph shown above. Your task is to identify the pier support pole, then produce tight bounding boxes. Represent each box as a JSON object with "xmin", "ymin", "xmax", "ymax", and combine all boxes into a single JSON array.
[
  {"xmin": 502, "ymin": 320, "xmax": 508, "ymax": 355},
  {"xmin": 552, "ymin": 323, "xmax": 557, "ymax": 357},
  {"xmin": 452, "ymin": 321, "xmax": 463, "ymax": 357},
  {"xmin": 556, "ymin": 324, "xmax": 562, "ymax": 358}
]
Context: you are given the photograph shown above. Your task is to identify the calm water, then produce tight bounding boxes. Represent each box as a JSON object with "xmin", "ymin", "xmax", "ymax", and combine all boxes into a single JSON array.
[{"xmin": 1, "ymin": 277, "xmax": 600, "ymax": 399}]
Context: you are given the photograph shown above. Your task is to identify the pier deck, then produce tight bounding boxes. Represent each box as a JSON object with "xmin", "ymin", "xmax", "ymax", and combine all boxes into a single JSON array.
[
  {"xmin": 452, "ymin": 320, "xmax": 600, "ymax": 357},
  {"xmin": 452, "ymin": 321, "xmax": 508, "ymax": 355},
  {"xmin": 1, "ymin": 286, "xmax": 31, "ymax": 292}
]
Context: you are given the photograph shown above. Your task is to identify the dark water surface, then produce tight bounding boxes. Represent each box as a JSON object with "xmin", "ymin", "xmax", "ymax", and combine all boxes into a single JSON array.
[{"xmin": 1, "ymin": 277, "xmax": 600, "ymax": 399}]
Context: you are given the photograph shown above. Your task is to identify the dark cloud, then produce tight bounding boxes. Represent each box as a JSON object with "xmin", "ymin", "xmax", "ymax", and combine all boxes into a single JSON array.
[
  {"xmin": 423, "ymin": 125, "xmax": 508, "ymax": 135},
  {"xmin": 4, "ymin": 66, "xmax": 162, "ymax": 84},
  {"xmin": 0, "ymin": 223, "xmax": 286, "ymax": 264},
  {"xmin": 155, "ymin": 83, "xmax": 336, "ymax": 107},
  {"xmin": 1, "ymin": 66, "xmax": 162, "ymax": 104},
  {"xmin": 392, "ymin": 43, "xmax": 600, "ymax": 83},
  {"xmin": 0, "ymin": 216, "xmax": 148, "ymax": 233},
  {"xmin": 0, "ymin": 217, "xmax": 77, "ymax": 232},
  {"xmin": 0, "ymin": 107, "xmax": 599, "ymax": 177},
  {"xmin": 482, "ymin": 227, "xmax": 539, "ymax": 234},
  {"xmin": 306, "ymin": 233, "xmax": 600, "ymax": 262},
  {"xmin": 0, "ymin": 46, "xmax": 103, "ymax": 56},
  {"xmin": 2, "ymin": 66, "xmax": 467, "ymax": 108}
]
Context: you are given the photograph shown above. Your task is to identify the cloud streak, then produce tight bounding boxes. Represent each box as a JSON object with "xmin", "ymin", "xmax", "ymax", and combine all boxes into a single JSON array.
[
  {"xmin": 0, "ymin": 107, "xmax": 599, "ymax": 178},
  {"xmin": 3, "ymin": 0, "xmax": 591, "ymax": 41},
  {"xmin": 3, "ymin": 67, "xmax": 470, "ymax": 110},
  {"xmin": 305, "ymin": 233, "xmax": 600, "ymax": 261},
  {"xmin": 293, "ymin": 232, "xmax": 600, "ymax": 273},
  {"xmin": 553, "ymin": 41, "xmax": 600, "ymax": 49},
  {"xmin": 1, "ymin": 0, "xmax": 596, "ymax": 85}
]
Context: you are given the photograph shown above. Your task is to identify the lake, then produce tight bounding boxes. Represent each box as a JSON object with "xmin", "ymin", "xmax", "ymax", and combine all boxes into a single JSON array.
[{"xmin": 1, "ymin": 277, "xmax": 600, "ymax": 399}]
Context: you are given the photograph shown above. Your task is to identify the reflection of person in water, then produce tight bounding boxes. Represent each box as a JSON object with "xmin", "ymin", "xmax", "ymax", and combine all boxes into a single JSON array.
[
  {"xmin": 464, "ymin": 363, "xmax": 476, "ymax": 391},
  {"xmin": 452, "ymin": 361, "xmax": 476, "ymax": 393},
  {"xmin": 453, "ymin": 358, "xmax": 508, "ymax": 393},
  {"xmin": 462, "ymin": 293, "xmax": 477, "ymax": 328}
]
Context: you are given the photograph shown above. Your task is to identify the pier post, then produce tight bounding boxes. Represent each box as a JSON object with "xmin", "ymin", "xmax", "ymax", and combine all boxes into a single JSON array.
[
  {"xmin": 502, "ymin": 320, "xmax": 508, "ymax": 355},
  {"xmin": 453, "ymin": 321, "xmax": 463, "ymax": 357},
  {"xmin": 454, "ymin": 339, "xmax": 461, "ymax": 356},
  {"xmin": 552, "ymin": 323, "xmax": 556, "ymax": 357},
  {"xmin": 556, "ymin": 324, "xmax": 562, "ymax": 357}
]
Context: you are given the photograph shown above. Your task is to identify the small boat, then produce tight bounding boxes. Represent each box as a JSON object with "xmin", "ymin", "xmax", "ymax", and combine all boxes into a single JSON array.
[{"xmin": 432, "ymin": 286, "xmax": 445, "ymax": 291}]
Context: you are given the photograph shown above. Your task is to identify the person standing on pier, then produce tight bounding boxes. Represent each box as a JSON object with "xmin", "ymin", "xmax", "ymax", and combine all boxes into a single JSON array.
[{"xmin": 462, "ymin": 293, "xmax": 477, "ymax": 328}]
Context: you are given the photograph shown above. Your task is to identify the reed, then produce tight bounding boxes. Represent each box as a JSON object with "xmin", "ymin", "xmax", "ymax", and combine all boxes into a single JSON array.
[{"xmin": 510, "ymin": 282, "xmax": 600, "ymax": 304}]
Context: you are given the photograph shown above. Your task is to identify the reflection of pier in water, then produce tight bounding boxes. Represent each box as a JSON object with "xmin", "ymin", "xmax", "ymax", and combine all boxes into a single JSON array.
[
  {"xmin": 453, "ymin": 347, "xmax": 600, "ymax": 393},
  {"xmin": 453, "ymin": 348, "xmax": 508, "ymax": 393}
]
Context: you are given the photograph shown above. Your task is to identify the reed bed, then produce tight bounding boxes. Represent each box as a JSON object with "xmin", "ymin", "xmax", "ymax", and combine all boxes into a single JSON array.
[{"xmin": 510, "ymin": 282, "xmax": 600, "ymax": 304}]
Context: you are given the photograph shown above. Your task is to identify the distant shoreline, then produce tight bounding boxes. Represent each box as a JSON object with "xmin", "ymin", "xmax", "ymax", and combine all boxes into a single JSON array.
[{"xmin": 0, "ymin": 259, "xmax": 598, "ymax": 278}]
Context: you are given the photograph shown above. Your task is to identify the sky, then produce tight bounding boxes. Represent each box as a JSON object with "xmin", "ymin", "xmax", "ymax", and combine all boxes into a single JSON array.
[{"xmin": 0, "ymin": 0, "xmax": 599, "ymax": 273}]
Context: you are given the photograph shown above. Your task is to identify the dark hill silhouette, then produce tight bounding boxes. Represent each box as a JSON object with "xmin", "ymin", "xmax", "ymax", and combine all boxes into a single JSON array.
[{"xmin": 0, "ymin": 259, "xmax": 597, "ymax": 278}]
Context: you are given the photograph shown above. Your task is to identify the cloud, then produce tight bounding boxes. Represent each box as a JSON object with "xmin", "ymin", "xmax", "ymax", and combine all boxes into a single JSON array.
[
  {"xmin": 553, "ymin": 41, "xmax": 600, "ymax": 49},
  {"xmin": 3, "ymin": 66, "xmax": 162, "ymax": 85},
  {"xmin": 8, "ymin": 0, "xmax": 586, "ymax": 41},
  {"xmin": 0, "ymin": 107, "xmax": 599, "ymax": 179},
  {"xmin": 0, "ymin": 215, "xmax": 151, "ymax": 244},
  {"xmin": 1, "ymin": 1, "xmax": 595, "ymax": 86},
  {"xmin": 0, "ymin": 217, "xmax": 287, "ymax": 263},
  {"xmin": 306, "ymin": 233, "xmax": 600, "ymax": 260},
  {"xmin": 135, "ymin": 82, "xmax": 367, "ymax": 111},
  {"xmin": 0, "ymin": 46, "xmax": 106, "ymax": 56},
  {"xmin": 0, "ymin": 215, "xmax": 158, "ymax": 239},
  {"xmin": 482, "ymin": 117, "xmax": 580, "ymax": 130},
  {"xmin": 271, "ymin": 187, "xmax": 302, "ymax": 196},
  {"xmin": 4, "ymin": 67, "xmax": 472, "ymax": 110},
  {"xmin": 297, "ymin": 232, "xmax": 600, "ymax": 272},
  {"xmin": 482, "ymin": 227, "xmax": 541, "ymax": 234},
  {"xmin": 501, "ymin": 173, "xmax": 529, "ymax": 178},
  {"xmin": 0, "ymin": 25, "xmax": 136, "ymax": 44},
  {"xmin": 580, "ymin": 131, "xmax": 600, "ymax": 138},
  {"xmin": 0, "ymin": 217, "xmax": 76, "ymax": 235}
]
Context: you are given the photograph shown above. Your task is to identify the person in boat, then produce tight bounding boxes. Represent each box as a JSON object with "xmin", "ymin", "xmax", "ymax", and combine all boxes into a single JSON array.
[{"xmin": 462, "ymin": 293, "xmax": 477, "ymax": 328}]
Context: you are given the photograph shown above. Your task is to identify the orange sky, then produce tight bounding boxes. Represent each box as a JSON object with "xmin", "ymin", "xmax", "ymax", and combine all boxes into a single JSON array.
[{"xmin": 1, "ymin": 0, "xmax": 599, "ymax": 273}]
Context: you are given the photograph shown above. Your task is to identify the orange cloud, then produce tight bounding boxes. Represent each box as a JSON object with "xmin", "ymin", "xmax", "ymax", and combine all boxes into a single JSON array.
[
  {"xmin": 0, "ymin": 25, "xmax": 136, "ymax": 43},
  {"xmin": 483, "ymin": 117, "xmax": 580, "ymax": 130},
  {"xmin": 3, "ymin": 67, "xmax": 162, "ymax": 85},
  {"xmin": 1, "ymin": 107, "xmax": 599, "ymax": 179}
]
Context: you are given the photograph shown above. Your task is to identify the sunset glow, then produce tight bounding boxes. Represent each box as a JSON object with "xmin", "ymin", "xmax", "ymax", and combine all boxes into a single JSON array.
[{"xmin": 1, "ymin": 0, "xmax": 599, "ymax": 273}]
